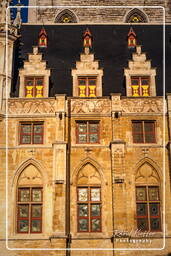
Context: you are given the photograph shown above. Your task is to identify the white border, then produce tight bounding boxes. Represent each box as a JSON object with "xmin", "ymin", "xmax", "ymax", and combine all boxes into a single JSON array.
[{"xmin": 5, "ymin": 5, "xmax": 165, "ymax": 251}]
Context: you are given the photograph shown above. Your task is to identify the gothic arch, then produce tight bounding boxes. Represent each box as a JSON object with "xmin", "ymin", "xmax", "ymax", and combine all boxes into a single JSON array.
[
  {"xmin": 134, "ymin": 157, "xmax": 162, "ymax": 184},
  {"xmin": 55, "ymin": 9, "xmax": 78, "ymax": 23},
  {"xmin": 124, "ymin": 8, "xmax": 149, "ymax": 23},
  {"xmin": 12, "ymin": 158, "xmax": 47, "ymax": 188},
  {"xmin": 72, "ymin": 157, "xmax": 107, "ymax": 186}
]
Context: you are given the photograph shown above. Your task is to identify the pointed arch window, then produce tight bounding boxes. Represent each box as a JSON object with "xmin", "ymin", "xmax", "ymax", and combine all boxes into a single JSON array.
[
  {"xmin": 125, "ymin": 9, "xmax": 148, "ymax": 23},
  {"xmin": 76, "ymin": 163, "xmax": 102, "ymax": 232},
  {"xmin": 135, "ymin": 163, "xmax": 161, "ymax": 232},
  {"xmin": 55, "ymin": 9, "xmax": 77, "ymax": 23},
  {"xmin": 16, "ymin": 164, "xmax": 43, "ymax": 233}
]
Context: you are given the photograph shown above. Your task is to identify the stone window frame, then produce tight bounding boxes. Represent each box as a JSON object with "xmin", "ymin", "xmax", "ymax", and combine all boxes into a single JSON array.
[
  {"xmin": 76, "ymin": 120, "xmax": 100, "ymax": 144},
  {"xmin": 19, "ymin": 122, "xmax": 44, "ymax": 145},
  {"xmin": 132, "ymin": 120, "xmax": 156, "ymax": 144},
  {"xmin": 136, "ymin": 185, "xmax": 161, "ymax": 232},
  {"xmin": 17, "ymin": 186, "xmax": 43, "ymax": 234},
  {"xmin": 77, "ymin": 186, "xmax": 102, "ymax": 233}
]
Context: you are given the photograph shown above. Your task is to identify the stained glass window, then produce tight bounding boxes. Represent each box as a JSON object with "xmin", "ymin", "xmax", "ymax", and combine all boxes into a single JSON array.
[
  {"xmin": 136, "ymin": 186, "xmax": 161, "ymax": 231},
  {"xmin": 77, "ymin": 187, "xmax": 101, "ymax": 232},
  {"xmin": 20, "ymin": 123, "xmax": 43, "ymax": 145},
  {"xmin": 131, "ymin": 76, "xmax": 150, "ymax": 97},
  {"xmin": 78, "ymin": 77, "xmax": 97, "ymax": 97},
  {"xmin": 132, "ymin": 121, "xmax": 155, "ymax": 143},
  {"xmin": 76, "ymin": 121, "xmax": 99, "ymax": 144},
  {"xmin": 25, "ymin": 77, "xmax": 44, "ymax": 98},
  {"xmin": 17, "ymin": 187, "xmax": 43, "ymax": 233}
]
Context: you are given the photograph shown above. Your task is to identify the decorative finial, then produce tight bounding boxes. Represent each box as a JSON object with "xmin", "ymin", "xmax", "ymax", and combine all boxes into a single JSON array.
[
  {"xmin": 128, "ymin": 27, "xmax": 137, "ymax": 48},
  {"xmin": 38, "ymin": 27, "xmax": 48, "ymax": 48},
  {"xmin": 83, "ymin": 28, "xmax": 92, "ymax": 54},
  {"xmin": 136, "ymin": 45, "xmax": 142, "ymax": 55},
  {"xmin": 33, "ymin": 46, "xmax": 38, "ymax": 55},
  {"xmin": 13, "ymin": 0, "xmax": 23, "ymax": 28}
]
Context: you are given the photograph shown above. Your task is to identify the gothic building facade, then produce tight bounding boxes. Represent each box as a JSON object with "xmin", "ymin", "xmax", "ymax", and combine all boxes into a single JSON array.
[{"xmin": 0, "ymin": 1, "xmax": 171, "ymax": 256}]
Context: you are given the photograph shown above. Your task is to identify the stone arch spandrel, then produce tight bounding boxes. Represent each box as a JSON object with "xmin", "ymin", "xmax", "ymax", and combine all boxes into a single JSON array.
[
  {"xmin": 72, "ymin": 157, "xmax": 107, "ymax": 186},
  {"xmin": 18, "ymin": 164, "xmax": 43, "ymax": 186},
  {"xmin": 135, "ymin": 158, "xmax": 162, "ymax": 184},
  {"xmin": 77, "ymin": 163, "xmax": 101, "ymax": 185},
  {"xmin": 12, "ymin": 158, "xmax": 48, "ymax": 188}
]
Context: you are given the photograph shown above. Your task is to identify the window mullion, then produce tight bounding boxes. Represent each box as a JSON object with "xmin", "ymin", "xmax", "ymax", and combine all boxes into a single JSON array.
[
  {"xmin": 142, "ymin": 122, "xmax": 145, "ymax": 143},
  {"xmin": 146, "ymin": 186, "xmax": 150, "ymax": 231}
]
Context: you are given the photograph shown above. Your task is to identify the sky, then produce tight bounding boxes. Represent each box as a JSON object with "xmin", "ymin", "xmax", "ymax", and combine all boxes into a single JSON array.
[{"xmin": 10, "ymin": 0, "xmax": 29, "ymax": 23}]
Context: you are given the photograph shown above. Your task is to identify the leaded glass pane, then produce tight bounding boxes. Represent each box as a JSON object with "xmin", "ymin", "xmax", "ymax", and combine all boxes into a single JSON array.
[
  {"xmin": 18, "ymin": 205, "xmax": 29, "ymax": 217},
  {"xmin": 78, "ymin": 123, "xmax": 87, "ymax": 133},
  {"xmin": 148, "ymin": 187, "xmax": 159, "ymax": 201},
  {"xmin": 131, "ymin": 78, "xmax": 139, "ymax": 85},
  {"xmin": 78, "ymin": 204, "xmax": 88, "ymax": 216},
  {"xmin": 78, "ymin": 188, "xmax": 88, "ymax": 201},
  {"xmin": 145, "ymin": 134, "xmax": 155, "ymax": 143},
  {"xmin": 88, "ymin": 79, "xmax": 96, "ymax": 85},
  {"xmin": 34, "ymin": 125, "xmax": 43, "ymax": 134},
  {"xmin": 32, "ymin": 189, "xmax": 42, "ymax": 202},
  {"xmin": 31, "ymin": 220, "xmax": 41, "ymax": 232},
  {"xmin": 79, "ymin": 79, "xmax": 86, "ymax": 85},
  {"xmin": 150, "ymin": 218, "xmax": 160, "ymax": 230},
  {"xmin": 137, "ymin": 203, "xmax": 147, "ymax": 216},
  {"xmin": 78, "ymin": 134, "xmax": 87, "ymax": 143},
  {"xmin": 91, "ymin": 204, "xmax": 100, "ymax": 216},
  {"xmin": 144, "ymin": 122, "xmax": 155, "ymax": 143},
  {"xmin": 89, "ymin": 134, "xmax": 98, "ymax": 143},
  {"xmin": 136, "ymin": 187, "xmax": 146, "ymax": 201},
  {"xmin": 89, "ymin": 123, "xmax": 98, "ymax": 133},
  {"xmin": 134, "ymin": 134, "xmax": 143, "ymax": 143},
  {"xmin": 33, "ymin": 135, "xmax": 42, "ymax": 144},
  {"xmin": 19, "ymin": 189, "xmax": 30, "ymax": 202},
  {"xmin": 133, "ymin": 122, "xmax": 142, "ymax": 133},
  {"xmin": 150, "ymin": 203, "xmax": 159, "ymax": 216},
  {"xmin": 22, "ymin": 125, "xmax": 31, "ymax": 133},
  {"xmin": 91, "ymin": 219, "xmax": 100, "ymax": 232},
  {"xmin": 141, "ymin": 78, "xmax": 149, "ymax": 85},
  {"xmin": 78, "ymin": 219, "xmax": 88, "ymax": 231},
  {"xmin": 32, "ymin": 205, "xmax": 42, "ymax": 217},
  {"xmin": 26, "ymin": 79, "xmax": 33, "ymax": 86},
  {"xmin": 19, "ymin": 220, "xmax": 29, "ymax": 232},
  {"xmin": 91, "ymin": 188, "xmax": 100, "ymax": 201},
  {"xmin": 137, "ymin": 218, "xmax": 148, "ymax": 231},
  {"xmin": 36, "ymin": 78, "xmax": 43, "ymax": 85},
  {"xmin": 21, "ymin": 135, "xmax": 31, "ymax": 144}
]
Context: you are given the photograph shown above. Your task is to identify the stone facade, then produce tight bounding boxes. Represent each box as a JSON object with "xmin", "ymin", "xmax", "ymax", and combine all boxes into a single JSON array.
[
  {"xmin": 27, "ymin": 0, "xmax": 169, "ymax": 24},
  {"xmin": 0, "ymin": 0, "xmax": 171, "ymax": 256}
]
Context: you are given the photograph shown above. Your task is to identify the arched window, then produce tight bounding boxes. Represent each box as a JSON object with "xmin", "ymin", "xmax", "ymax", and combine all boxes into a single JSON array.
[
  {"xmin": 76, "ymin": 163, "xmax": 101, "ymax": 232},
  {"xmin": 55, "ymin": 9, "xmax": 77, "ymax": 23},
  {"xmin": 16, "ymin": 164, "xmax": 43, "ymax": 233},
  {"xmin": 125, "ymin": 8, "xmax": 148, "ymax": 23},
  {"xmin": 135, "ymin": 162, "xmax": 161, "ymax": 231}
]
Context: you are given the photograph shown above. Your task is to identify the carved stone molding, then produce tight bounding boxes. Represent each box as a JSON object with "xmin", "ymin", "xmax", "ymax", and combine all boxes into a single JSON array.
[
  {"xmin": 8, "ymin": 99, "xmax": 56, "ymax": 114},
  {"xmin": 121, "ymin": 98, "xmax": 164, "ymax": 113},
  {"xmin": 71, "ymin": 99, "xmax": 111, "ymax": 114}
]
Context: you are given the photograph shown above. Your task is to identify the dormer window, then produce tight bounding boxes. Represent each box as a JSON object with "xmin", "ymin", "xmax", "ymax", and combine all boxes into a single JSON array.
[
  {"xmin": 131, "ymin": 76, "xmax": 150, "ymax": 96},
  {"xmin": 78, "ymin": 77, "xmax": 96, "ymax": 97},
  {"xmin": 25, "ymin": 77, "xmax": 44, "ymax": 98}
]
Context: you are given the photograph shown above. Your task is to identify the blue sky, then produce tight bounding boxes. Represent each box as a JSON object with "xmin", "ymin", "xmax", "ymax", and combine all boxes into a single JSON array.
[{"xmin": 10, "ymin": 0, "xmax": 29, "ymax": 23}]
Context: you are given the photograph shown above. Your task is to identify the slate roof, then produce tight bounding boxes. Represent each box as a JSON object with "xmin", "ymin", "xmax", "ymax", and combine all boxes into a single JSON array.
[{"xmin": 11, "ymin": 24, "xmax": 171, "ymax": 97}]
